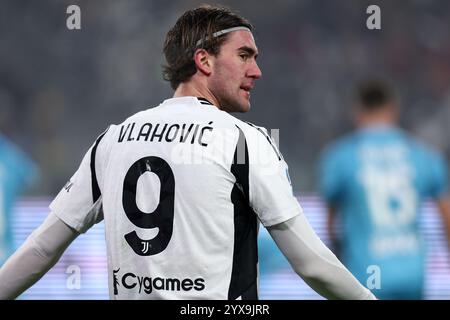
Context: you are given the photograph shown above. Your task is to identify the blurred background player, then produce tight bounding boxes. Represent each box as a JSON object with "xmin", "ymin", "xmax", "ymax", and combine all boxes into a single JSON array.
[
  {"xmin": 319, "ymin": 80, "xmax": 450, "ymax": 300},
  {"xmin": 0, "ymin": 131, "xmax": 37, "ymax": 265}
]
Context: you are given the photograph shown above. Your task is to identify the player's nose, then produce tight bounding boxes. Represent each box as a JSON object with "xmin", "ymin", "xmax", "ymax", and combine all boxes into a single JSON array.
[{"xmin": 248, "ymin": 61, "xmax": 262, "ymax": 79}]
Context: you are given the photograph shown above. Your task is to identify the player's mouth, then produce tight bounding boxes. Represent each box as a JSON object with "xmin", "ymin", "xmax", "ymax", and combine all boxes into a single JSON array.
[{"xmin": 240, "ymin": 84, "xmax": 253, "ymax": 98}]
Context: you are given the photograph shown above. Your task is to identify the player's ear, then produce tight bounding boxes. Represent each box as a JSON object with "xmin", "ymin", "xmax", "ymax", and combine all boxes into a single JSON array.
[{"xmin": 194, "ymin": 48, "xmax": 212, "ymax": 76}]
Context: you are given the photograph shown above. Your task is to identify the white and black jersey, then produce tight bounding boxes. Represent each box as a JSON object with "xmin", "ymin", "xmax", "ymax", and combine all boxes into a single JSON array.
[{"xmin": 50, "ymin": 97, "xmax": 302, "ymax": 300}]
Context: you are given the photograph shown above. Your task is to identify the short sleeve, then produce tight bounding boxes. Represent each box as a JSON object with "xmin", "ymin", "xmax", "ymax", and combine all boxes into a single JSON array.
[
  {"xmin": 239, "ymin": 125, "xmax": 302, "ymax": 227},
  {"xmin": 49, "ymin": 129, "xmax": 109, "ymax": 233}
]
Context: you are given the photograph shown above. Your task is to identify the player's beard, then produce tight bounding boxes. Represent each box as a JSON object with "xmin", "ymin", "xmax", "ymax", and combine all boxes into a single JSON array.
[
  {"xmin": 209, "ymin": 61, "xmax": 251, "ymax": 113},
  {"xmin": 215, "ymin": 87, "xmax": 250, "ymax": 113}
]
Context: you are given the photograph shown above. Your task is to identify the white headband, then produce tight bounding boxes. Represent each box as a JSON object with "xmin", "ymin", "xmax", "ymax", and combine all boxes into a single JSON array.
[{"xmin": 195, "ymin": 26, "xmax": 252, "ymax": 47}]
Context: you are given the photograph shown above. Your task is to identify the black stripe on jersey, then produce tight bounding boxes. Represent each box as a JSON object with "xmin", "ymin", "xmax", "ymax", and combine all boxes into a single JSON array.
[
  {"xmin": 228, "ymin": 125, "xmax": 258, "ymax": 300},
  {"xmin": 245, "ymin": 121, "xmax": 283, "ymax": 161},
  {"xmin": 197, "ymin": 97, "xmax": 214, "ymax": 105},
  {"xmin": 90, "ymin": 127, "xmax": 109, "ymax": 203}
]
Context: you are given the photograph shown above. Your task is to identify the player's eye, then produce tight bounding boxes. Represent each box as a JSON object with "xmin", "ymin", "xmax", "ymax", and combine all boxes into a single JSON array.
[{"xmin": 239, "ymin": 53, "xmax": 249, "ymax": 61}]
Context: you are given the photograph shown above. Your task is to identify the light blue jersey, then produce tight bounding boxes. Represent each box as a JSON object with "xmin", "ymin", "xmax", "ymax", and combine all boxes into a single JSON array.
[
  {"xmin": 319, "ymin": 125, "xmax": 449, "ymax": 299},
  {"xmin": 0, "ymin": 134, "xmax": 37, "ymax": 265}
]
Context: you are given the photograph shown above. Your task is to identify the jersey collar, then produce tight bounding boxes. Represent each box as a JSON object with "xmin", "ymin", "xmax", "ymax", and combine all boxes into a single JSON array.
[{"xmin": 161, "ymin": 96, "xmax": 218, "ymax": 109}]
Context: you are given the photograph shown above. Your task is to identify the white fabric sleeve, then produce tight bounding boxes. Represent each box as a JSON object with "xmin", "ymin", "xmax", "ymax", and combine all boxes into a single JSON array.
[
  {"xmin": 50, "ymin": 129, "xmax": 109, "ymax": 233},
  {"xmin": 267, "ymin": 213, "xmax": 376, "ymax": 300},
  {"xmin": 241, "ymin": 124, "xmax": 302, "ymax": 226},
  {"xmin": 0, "ymin": 212, "xmax": 79, "ymax": 300}
]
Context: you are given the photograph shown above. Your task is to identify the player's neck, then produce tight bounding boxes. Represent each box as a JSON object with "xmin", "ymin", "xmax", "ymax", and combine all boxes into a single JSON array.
[
  {"xmin": 173, "ymin": 82, "xmax": 220, "ymax": 108},
  {"xmin": 357, "ymin": 111, "xmax": 397, "ymax": 128}
]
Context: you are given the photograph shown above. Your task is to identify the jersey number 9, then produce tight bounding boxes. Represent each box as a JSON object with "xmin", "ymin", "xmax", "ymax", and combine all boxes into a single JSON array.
[{"xmin": 122, "ymin": 156, "xmax": 175, "ymax": 256}]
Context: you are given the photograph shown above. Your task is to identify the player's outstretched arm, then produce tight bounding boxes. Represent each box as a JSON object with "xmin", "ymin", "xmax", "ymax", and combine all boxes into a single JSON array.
[
  {"xmin": 267, "ymin": 213, "xmax": 376, "ymax": 300},
  {"xmin": 0, "ymin": 212, "xmax": 79, "ymax": 299}
]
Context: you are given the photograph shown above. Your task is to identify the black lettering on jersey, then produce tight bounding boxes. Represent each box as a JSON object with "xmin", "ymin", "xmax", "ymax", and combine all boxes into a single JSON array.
[
  {"xmin": 165, "ymin": 124, "xmax": 180, "ymax": 142},
  {"xmin": 143, "ymin": 278, "xmax": 152, "ymax": 294},
  {"xmin": 181, "ymin": 278, "xmax": 194, "ymax": 291},
  {"xmin": 199, "ymin": 122, "xmax": 213, "ymax": 146},
  {"xmin": 194, "ymin": 278, "xmax": 205, "ymax": 291},
  {"xmin": 127, "ymin": 123, "xmax": 136, "ymax": 141},
  {"xmin": 180, "ymin": 123, "xmax": 195, "ymax": 143},
  {"xmin": 118, "ymin": 123, "xmax": 134, "ymax": 143},
  {"xmin": 112, "ymin": 270, "xmax": 205, "ymax": 295},
  {"xmin": 166, "ymin": 278, "xmax": 181, "ymax": 291},
  {"xmin": 153, "ymin": 277, "xmax": 165, "ymax": 290},
  {"xmin": 122, "ymin": 273, "xmax": 137, "ymax": 289},
  {"xmin": 190, "ymin": 124, "xmax": 200, "ymax": 144},
  {"xmin": 137, "ymin": 123, "xmax": 152, "ymax": 141},
  {"xmin": 136, "ymin": 276, "xmax": 148, "ymax": 294},
  {"xmin": 118, "ymin": 122, "xmax": 213, "ymax": 147},
  {"xmin": 150, "ymin": 123, "xmax": 168, "ymax": 142}
]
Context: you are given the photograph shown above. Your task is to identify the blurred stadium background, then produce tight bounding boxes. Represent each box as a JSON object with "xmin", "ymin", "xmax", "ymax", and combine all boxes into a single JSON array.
[
  {"xmin": 1, "ymin": 0, "xmax": 450, "ymax": 299},
  {"xmin": 13, "ymin": 196, "xmax": 450, "ymax": 299}
]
